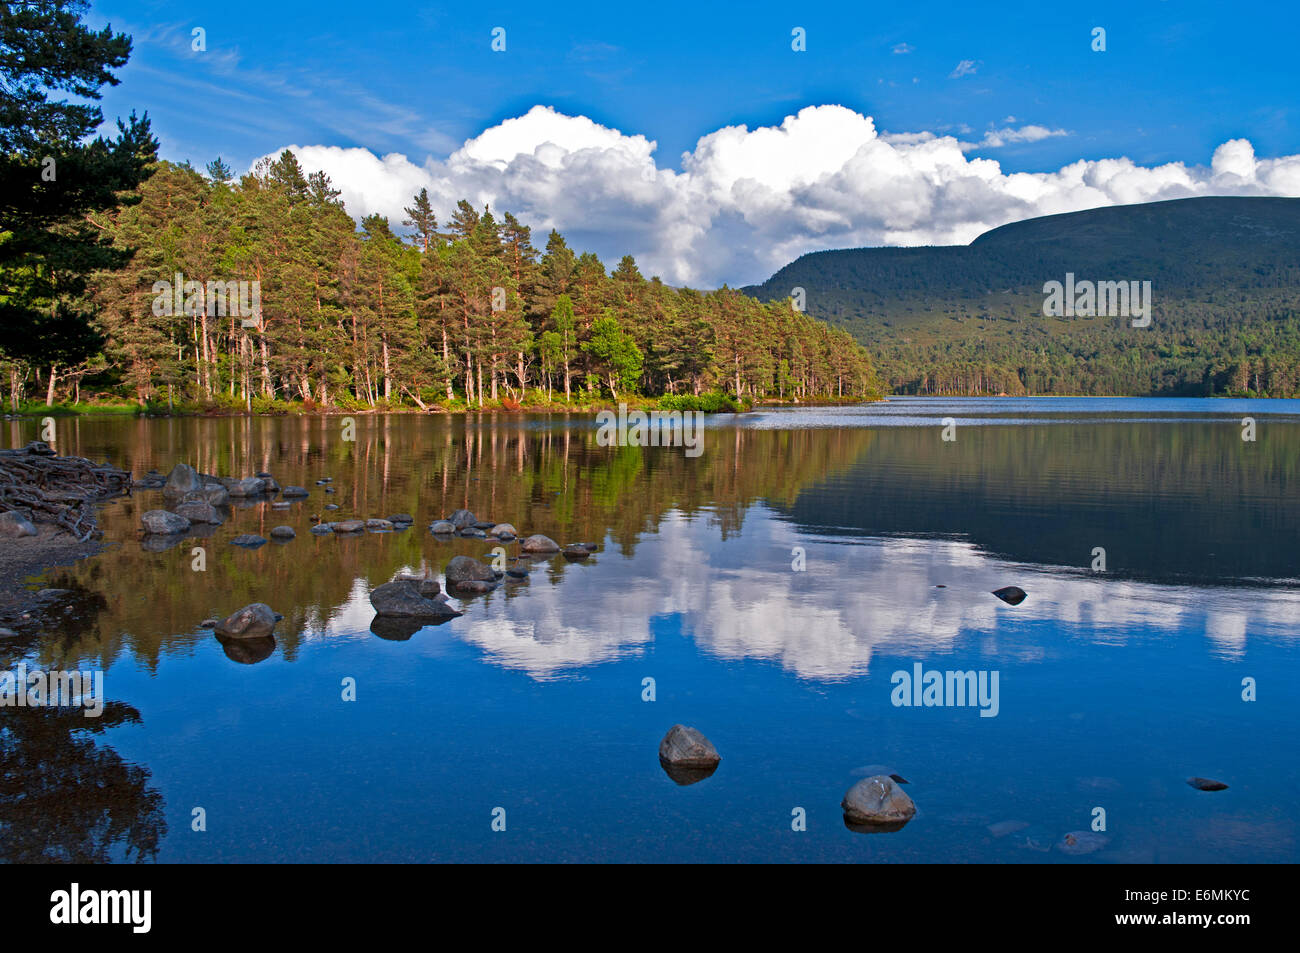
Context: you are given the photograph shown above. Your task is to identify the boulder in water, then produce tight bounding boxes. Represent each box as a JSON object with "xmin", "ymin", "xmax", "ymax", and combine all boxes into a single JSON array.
[
  {"xmin": 521, "ymin": 534, "xmax": 561, "ymax": 554},
  {"xmin": 173, "ymin": 501, "xmax": 222, "ymax": 525},
  {"xmin": 270, "ymin": 525, "xmax": 296, "ymax": 540},
  {"xmin": 141, "ymin": 509, "xmax": 191, "ymax": 535},
  {"xmin": 213, "ymin": 602, "xmax": 281, "ymax": 639},
  {"xmin": 281, "ymin": 486, "xmax": 309, "ymax": 498},
  {"xmin": 445, "ymin": 555, "xmax": 497, "ymax": 587},
  {"xmin": 992, "ymin": 586, "xmax": 1027, "ymax": 606},
  {"xmin": 429, "ymin": 520, "xmax": 456, "ymax": 534},
  {"xmin": 370, "ymin": 579, "xmax": 462, "ymax": 620},
  {"xmin": 841, "ymin": 776, "xmax": 917, "ymax": 831},
  {"xmin": 162, "ymin": 463, "xmax": 203, "ymax": 498},
  {"xmin": 1187, "ymin": 776, "xmax": 1229, "ymax": 791},
  {"xmin": 230, "ymin": 533, "xmax": 267, "ymax": 548},
  {"xmin": 448, "ymin": 509, "xmax": 476, "ymax": 529}
]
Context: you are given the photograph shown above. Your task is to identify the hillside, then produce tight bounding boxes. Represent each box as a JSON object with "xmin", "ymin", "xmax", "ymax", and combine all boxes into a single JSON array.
[{"xmin": 743, "ymin": 197, "xmax": 1300, "ymax": 396}]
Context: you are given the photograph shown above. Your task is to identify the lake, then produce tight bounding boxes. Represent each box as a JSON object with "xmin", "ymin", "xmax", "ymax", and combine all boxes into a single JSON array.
[{"xmin": 3, "ymin": 397, "xmax": 1298, "ymax": 862}]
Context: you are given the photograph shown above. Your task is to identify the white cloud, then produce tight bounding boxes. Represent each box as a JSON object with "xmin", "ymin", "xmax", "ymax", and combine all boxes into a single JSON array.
[
  {"xmin": 949, "ymin": 59, "xmax": 979, "ymax": 78},
  {"xmin": 262, "ymin": 104, "xmax": 1300, "ymax": 287},
  {"xmin": 893, "ymin": 42, "xmax": 914, "ymax": 54}
]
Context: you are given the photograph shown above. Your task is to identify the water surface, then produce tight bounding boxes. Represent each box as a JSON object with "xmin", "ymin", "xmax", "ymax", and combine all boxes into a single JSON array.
[{"xmin": 3, "ymin": 398, "xmax": 1297, "ymax": 862}]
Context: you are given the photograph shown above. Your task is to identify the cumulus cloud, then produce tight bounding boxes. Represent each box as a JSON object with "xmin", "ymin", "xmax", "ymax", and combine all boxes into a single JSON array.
[{"xmin": 262, "ymin": 104, "xmax": 1300, "ymax": 287}]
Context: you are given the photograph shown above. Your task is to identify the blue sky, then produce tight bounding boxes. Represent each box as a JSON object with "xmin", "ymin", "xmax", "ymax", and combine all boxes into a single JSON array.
[{"xmin": 86, "ymin": 0, "xmax": 1300, "ymax": 285}]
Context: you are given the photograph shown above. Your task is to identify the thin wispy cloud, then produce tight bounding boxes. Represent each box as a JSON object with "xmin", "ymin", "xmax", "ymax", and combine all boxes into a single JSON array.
[{"xmin": 949, "ymin": 59, "xmax": 978, "ymax": 78}]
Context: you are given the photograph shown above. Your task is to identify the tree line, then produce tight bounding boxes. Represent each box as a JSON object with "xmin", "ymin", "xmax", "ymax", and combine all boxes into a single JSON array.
[{"xmin": 5, "ymin": 153, "xmax": 879, "ymax": 411}]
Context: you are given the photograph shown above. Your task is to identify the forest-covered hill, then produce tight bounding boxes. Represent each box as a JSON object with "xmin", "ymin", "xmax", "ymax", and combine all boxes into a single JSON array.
[{"xmin": 744, "ymin": 197, "xmax": 1300, "ymax": 396}]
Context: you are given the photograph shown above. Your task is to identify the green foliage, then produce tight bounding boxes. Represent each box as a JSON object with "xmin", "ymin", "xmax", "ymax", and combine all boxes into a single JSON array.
[{"xmin": 658, "ymin": 392, "xmax": 739, "ymax": 413}]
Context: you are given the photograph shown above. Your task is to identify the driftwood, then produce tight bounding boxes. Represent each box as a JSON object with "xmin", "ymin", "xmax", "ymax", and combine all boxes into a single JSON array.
[{"xmin": 0, "ymin": 441, "xmax": 132, "ymax": 541}]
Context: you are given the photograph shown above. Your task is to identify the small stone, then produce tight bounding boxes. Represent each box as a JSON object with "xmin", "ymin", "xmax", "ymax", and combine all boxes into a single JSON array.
[
  {"xmin": 841, "ymin": 776, "xmax": 917, "ymax": 829},
  {"xmin": 334, "ymin": 520, "xmax": 365, "ymax": 533},
  {"xmin": 213, "ymin": 602, "xmax": 281, "ymax": 639},
  {"xmin": 992, "ymin": 586, "xmax": 1027, "ymax": 606},
  {"xmin": 429, "ymin": 520, "xmax": 456, "ymax": 534},
  {"xmin": 1187, "ymin": 777, "xmax": 1229, "ymax": 791},
  {"xmin": 370, "ymin": 579, "xmax": 462, "ymax": 620},
  {"xmin": 489, "ymin": 523, "xmax": 518, "ymax": 539},
  {"xmin": 562, "ymin": 543, "xmax": 592, "ymax": 559},
  {"xmin": 310, "ymin": 523, "xmax": 334, "ymax": 535},
  {"xmin": 324, "ymin": 486, "xmax": 335, "ymax": 494},
  {"xmin": 520, "ymin": 534, "xmax": 561, "ymax": 554},
  {"xmin": 445, "ymin": 555, "xmax": 498, "ymax": 587},
  {"xmin": 473, "ymin": 520, "xmax": 496, "ymax": 530},
  {"xmin": 459, "ymin": 527, "xmax": 486, "ymax": 538},
  {"xmin": 174, "ymin": 501, "xmax": 222, "ymax": 524},
  {"xmin": 324, "ymin": 503, "xmax": 339, "ymax": 511},
  {"xmin": 448, "ymin": 509, "xmax": 477, "ymax": 529},
  {"xmin": 658, "ymin": 724, "xmax": 721, "ymax": 768},
  {"xmin": 366, "ymin": 518, "xmax": 394, "ymax": 532},
  {"xmin": 389, "ymin": 514, "xmax": 414, "ymax": 524},
  {"xmin": 270, "ymin": 526, "xmax": 296, "ymax": 539},
  {"xmin": 141, "ymin": 509, "xmax": 191, "ymax": 535},
  {"xmin": 282, "ymin": 486, "xmax": 309, "ymax": 498},
  {"xmin": 230, "ymin": 534, "xmax": 268, "ymax": 548},
  {"xmin": 162, "ymin": 463, "xmax": 203, "ymax": 498}
]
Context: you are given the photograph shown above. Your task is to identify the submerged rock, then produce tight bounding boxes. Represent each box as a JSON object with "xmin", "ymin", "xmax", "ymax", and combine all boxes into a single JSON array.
[
  {"xmin": 445, "ymin": 555, "xmax": 498, "ymax": 586},
  {"xmin": 429, "ymin": 520, "xmax": 456, "ymax": 534},
  {"xmin": 841, "ymin": 776, "xmax": 917, "ymax": 831},
  {"xmin": 562, "ymin": 543, "xmax": 592, "ymax": 559},
  {"xmin": 230, "ymin": 533, "xmax": 267, "ymax": 548},
  {"xmin": 1057, "ymin": 831, "xmax": 1110, "ymax": 855},
  {"xmin": 520, "ymin": 534, "xmax": 561, "ymax": 554},
  {"xmin": 324, "ymin": 503, "xmax": 339, "ymax": 511},
  {"xmin": 459, "ymin": 526, "xmax": 486, "ymax": 538},
  {"xmin": 1187, "ymin": 776, "xmax": 1229, "ymax": 791},
  {"xmin": 309, "ymin": 523, "xmax": 334, "ymax": 535},
  {"xmin": 987, "ymin": 819, "xmax": 1031, "ymax": 838},
  {"xmin": 489, "ymin": 523, "xmax": 518, "ymax": 539},
  {"xmin": 141, "ymin": 509, "xmax": 191, "ymax": 535},
  {"xmin": 389, "ymin": 513, "xmax": 414, "ymax": 525},
  {"xmin": 370, "ymin": 579, "xmax": 462, "ymax": 620},
  {"xmin": 365, "ymin": 518, "xmax": 394, "ymax": 532},
  {"xmin": 282, "ymin": 486, "xmax": 309, "ymax": 498},
  {"xmin": 992, "ymin": 586, "xmax": 1027, "ymax": 606},
  {"xmin": 333, "ymin": 520, "xmax": 365, "ymax": 533},
  {"xmin": 213, "ymin": 602, "xmax": 281, "ymax": 639},
  {"xmin": 270, "ymin": 525, "xmax": 296, "ymax": 540}
]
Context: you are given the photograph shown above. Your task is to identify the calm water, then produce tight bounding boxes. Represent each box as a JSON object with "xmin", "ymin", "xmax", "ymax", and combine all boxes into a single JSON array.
[{"xmin": 3, "ymin": 397, "xmax": 1298, "ymax": 862}]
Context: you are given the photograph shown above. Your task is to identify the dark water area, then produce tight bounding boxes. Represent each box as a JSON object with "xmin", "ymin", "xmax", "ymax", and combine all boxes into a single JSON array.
[{"xmin": 2, "ymin": 397, "xmax": 1298, "ymax": 862}]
